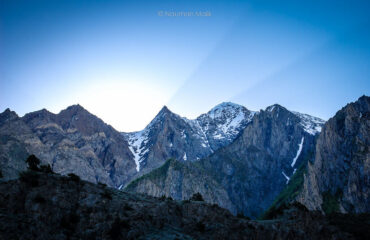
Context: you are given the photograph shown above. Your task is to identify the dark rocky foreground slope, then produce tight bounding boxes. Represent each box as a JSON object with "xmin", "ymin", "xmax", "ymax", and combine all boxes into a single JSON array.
[{"xmin": 0, "ymin": 170, "xmax": 367, "ymax": 240}]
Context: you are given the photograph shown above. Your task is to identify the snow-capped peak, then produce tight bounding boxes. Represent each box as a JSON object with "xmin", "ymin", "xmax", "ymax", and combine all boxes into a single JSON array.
[
  {"xmin": 265, "ymin": 104, "xmax": 287, "ymax": 113},
  {"xmin": 196, "ymin": 102, "xmax": 255, "ymax": 144},
  {"xmin": 123, "ymin": 101, "xmax": 325, "ymax": 173},
  {"xmin": 207, "ymin": 102, "xmax": 246, "ymax": 119},
  {"xmin": 293, "ymin": 111, "xmax": 325, "ymax": 135}
]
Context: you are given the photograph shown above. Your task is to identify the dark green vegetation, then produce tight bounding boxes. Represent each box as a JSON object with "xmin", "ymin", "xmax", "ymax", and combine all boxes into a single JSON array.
[
  {"xmin": 260, "ymin": 161, "xmax": 307, "ymax": 220},
  {"xmin": 125, "ymin": 158, "xmax": 177, "ymax": 189},
  {"xmin": 261, "ymin": 202, "xmax": 309, "ymax": 220},
  {"xmin": 67, "ymin": 173, "xmax": 81, "ymax": 182},
  {"xmin": 26, "ymin": 154, "xmax": 40, "ymax": 171},
  {"xmin": 24, "ymin": 154, "xmax": 54, "ymax": 174},
  {"xmin": 190, "ymin": 192, "xmax": 204, "ymax": 201},
  {"xmin": 321, "ymin": 190, "xmax": 342, "ymax": 215}
]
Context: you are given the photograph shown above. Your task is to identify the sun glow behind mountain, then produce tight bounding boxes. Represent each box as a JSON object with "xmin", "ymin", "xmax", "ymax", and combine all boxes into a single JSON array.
[
  {"xmin": 1, "ymin": 0, "xmax": 369, "ymax": 132},
  {"xmin": 70, "ymin": 79, "xmax": 175, "ymax": 132}
]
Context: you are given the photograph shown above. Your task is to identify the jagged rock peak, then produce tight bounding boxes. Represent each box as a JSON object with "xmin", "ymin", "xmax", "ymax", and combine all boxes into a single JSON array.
[
  {"xmin": 61, "ymin": 104, "xmax": 87, "ymax": 114},
  {"xmin": 358, "ymin": 94, "xmax": 369, "ymax": 102},
  {"xmin": 0, "ymin": 108, "xmax": 18, "ymax": 117},
  {"xmin": 265, "ymin": 104, "xmax": 287, "ymax": 113},
  {"xmin": 158, "ymin": 105, "xmax": 172, "ymax": 114},
  {"xmin": 0, "ymin": 108, "xmax": 19, "ymax": 124},
  {"xmin": 23, "ymin": 108, "xmax": 54, "ymax": 120},
  {"xmin": 2, "ymin": 108, "xmax": 11, "ymax": 113},
  {"xmin": 207, "ymin": 102, "xmax": 247, "ymax": 115},
  {"xmin": 30, "ymin": 108, "xmax": 53, "ymax": 114},
  {"xmin": 147, "ymin": 105, "xmax": 178, "ymax": 126},
  {"xmin": 351, "ymin": 95, "xmax": 370, "ymax": 110}
]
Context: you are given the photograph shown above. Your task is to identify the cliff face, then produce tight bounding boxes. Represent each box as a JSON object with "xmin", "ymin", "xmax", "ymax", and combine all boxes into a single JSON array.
[
  {"xmin": 0, "ymin": 109, "xmax": 30, "ymax": 179},
  {"xmin": 0, "ymin": 105, "xmax": 137, "ymax": 187},
  {"xmin": 298, "ymin": 96, "xmax": 370, "ymax": 214},
  {"xmin": 125, "ymin": 159, "xmax": 237, "ymax": 213},
  {"xmin": 197, "ymin": 105, "xmax": 318, "ymax": 218},
  {"xmin": 126, "ymin": 105, "xmax": 320, "ymax": 218},
  {"xmin": 123, "ymin": 106, "xmax": 215, "ymax": 175}
]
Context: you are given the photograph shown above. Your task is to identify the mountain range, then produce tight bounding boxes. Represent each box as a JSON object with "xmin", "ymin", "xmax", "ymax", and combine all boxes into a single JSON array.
[
  {"xmin": 1, "ymin": 96, "xmax": 369, "ymax": 219},
  {"xmin": 125, "ymin": 103, "xmax": 325, "ymax": 217}
]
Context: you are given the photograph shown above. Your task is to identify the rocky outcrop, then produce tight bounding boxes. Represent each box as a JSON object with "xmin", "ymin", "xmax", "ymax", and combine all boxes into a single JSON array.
[
  {"xmin": 0, "ymin": 170, "xmax": 363, "ymax": 240},
  {"xmin": 298, "ymin": 96, "xmax": 370, "ymax": 214},
  {"xmin": 0, "ymin": 105, "xmax": 137, "ymax": 187},
  {"xmin": 123, "ymin": 106, "xmax": 214, "ymax": 174},
  {"xmin": 126, "ymin": 158, "xmax": 237, "ymax": 213},
  {"xmin": 0, "ymin": 109, "xmax": 39, "ymax": 180},
  {"xmin": 126, "ymin": 104, "xmax": 322, "ymax": 218}
]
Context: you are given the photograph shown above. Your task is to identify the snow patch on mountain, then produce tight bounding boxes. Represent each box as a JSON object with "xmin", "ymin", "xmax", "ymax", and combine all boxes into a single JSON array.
[
  {"xmin": 213, "ymin": 133, "xmax": 224, "ymax": 139},
  {"xmin": 125, "ymin": 130, "xmax": 149, "ymax": 172},
  {"xmin": 267, "ymin": 105, "xmax": 275, "ymax": 112},
  {"xmin": 291, "ymin": 137, "xmax": 304, "ymax": 167},
  {"xmin": 282, "ymin": 171, "xmax": 290, "ymax": 184},
  {"xmin": 183, "ymin": 117, "xmax": 211, "ymax": 148},
  {"xmin": 293, "ymin": 112, "xmax": 325, "ymax": 135}
]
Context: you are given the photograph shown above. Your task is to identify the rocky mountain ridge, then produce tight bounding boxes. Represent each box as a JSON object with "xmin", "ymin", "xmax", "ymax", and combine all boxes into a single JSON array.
[
  {"xmin": 123, "ymin": 102, "xmax": 324, "ymax": 176},
  {"xmin": 125, "ymin": 103, "xmax": 323, "ymax": 218},
  {"xmin": 0, "ymin": 100, "xmax": 325, "ymax": 217},
  {"xmin": 125, "ymin": 97, "xmax": 370, "ymax": 218},
  {"xmin": 123, "ymin": 102, "xmax": 257, "ymax": 175},
  {"xmin": 0, "ymin": 105, "xmax": 137, "ymax": 188}
]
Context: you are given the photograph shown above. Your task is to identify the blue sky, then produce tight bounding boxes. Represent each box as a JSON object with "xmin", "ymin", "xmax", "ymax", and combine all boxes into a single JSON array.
[{"xmin": 1, "ymin": 0, "xmax": 369, "ymax": 131}]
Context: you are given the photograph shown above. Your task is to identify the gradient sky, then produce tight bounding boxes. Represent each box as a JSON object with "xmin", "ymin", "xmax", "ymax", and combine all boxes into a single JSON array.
[{"xmin": 1, "ymin": 0, "xmax": 369, "ymax": 132}]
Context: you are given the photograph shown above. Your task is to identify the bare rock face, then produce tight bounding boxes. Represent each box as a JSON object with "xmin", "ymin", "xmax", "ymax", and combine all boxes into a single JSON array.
[
  {"xmin": 0, "ymin": 105, "xmax": 137, "ymax": 187},
  {"xmin": 298, "ymin": 96, "xmax": 370, "ymax": 214},
  {"xmin": 197, "ymin": 104, "xmax": 319, "ymax": 218},
  {"xmin": 126, "ymin": 104, "xmax": 322, "ymax": 218},
  {"xmin": 0, "ymin": 109, "xmax": 39, "ymax": 180},
  {"xmin": 125, "ymin": 158, "xmax": 237, "ymax": 214},
  {"xmin": 123, "ymin": 106, "xmax": 214, "ymax": 174}
]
